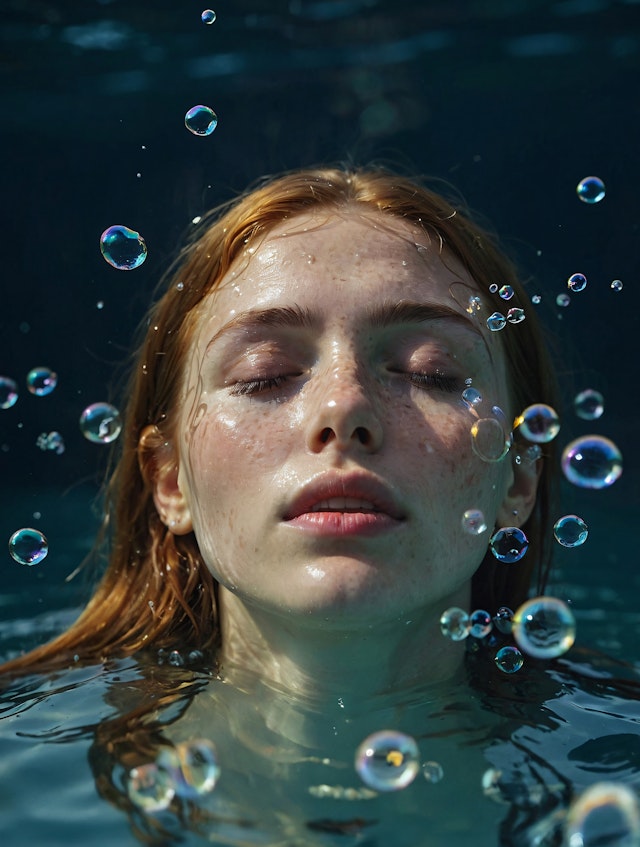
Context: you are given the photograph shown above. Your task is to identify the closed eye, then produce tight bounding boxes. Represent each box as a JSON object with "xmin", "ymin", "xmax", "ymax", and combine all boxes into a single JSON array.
[
  {"xmin": 229, "ymin": 375, "xmax": 293, "ymax": 396},
  {"xmin": 405, "ymin": 372, "xmax": 461, "ymax": 392}
]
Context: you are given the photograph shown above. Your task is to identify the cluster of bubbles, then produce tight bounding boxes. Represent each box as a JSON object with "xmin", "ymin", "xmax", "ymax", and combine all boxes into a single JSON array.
[
  {"xmin": 354, "ymin": 731, "xmax": 443, "ymax": 792},
  {"xmin": 564, "ymin": 782, "xmax": 640, "ymax": 846},
  {"xmin": 157, "ymin": 648, "xmax": 205, "ymax": 667},
  {"xmin": 36, "ymin": 431, "xmax": 65, "ymax": 455},
  {"xmin": 185, "ymin": 105, "xmax": 218, "ymax": 136},
  {"xmin": 8, "ymin": 528, "xmax": 49, "ymax": 566},
  {"xmin": 100, "ymin": 225, "xmax": 147, "ymax": 270},
  {"xmin": 79, "ymin": 402, "xmax": 122, "ymax": 444},
  {"xmin": 127, "ymin": 739, "xmax": 220, "ymax": 812},
  {"xmin": 486, "ymin": 309, "xmax": 525, "ymax": 331}
]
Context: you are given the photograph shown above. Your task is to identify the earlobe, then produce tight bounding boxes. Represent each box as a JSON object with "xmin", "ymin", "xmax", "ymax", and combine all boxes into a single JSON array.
[
  {"xmin": 496, "ymin": 450, "xmax": 542, "ymax": 528},
  {"xmin": 138, "ymin": 424, "xmax": 193, "ymax": 536}
]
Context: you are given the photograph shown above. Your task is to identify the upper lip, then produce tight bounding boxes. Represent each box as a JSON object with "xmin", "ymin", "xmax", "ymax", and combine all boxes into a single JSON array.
[{"xmin": 283, "ymin": 472, "xmax": 406, "ymax": 521}]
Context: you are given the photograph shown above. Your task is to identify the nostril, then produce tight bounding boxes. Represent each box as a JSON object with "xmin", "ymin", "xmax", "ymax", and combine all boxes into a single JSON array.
[
  {"xmin": 355, "ymin": 427, "xmax": 370, "ymax": 445},
  {"xmin": 320, "ymin": 427, "xmax": 332, "ymax": 444}
]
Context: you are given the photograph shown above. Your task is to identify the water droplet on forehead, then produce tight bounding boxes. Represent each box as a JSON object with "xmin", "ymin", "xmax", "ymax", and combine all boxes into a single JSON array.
[
  {"xmin": 79, "ymin": 402, "xmax": 123, "ymax": 444},
  {"xmin": 574, "ymin": 389, "xmax": 604, "ymax": 421},
  {"xmin": 8, "ymin": 527, "xmax": 48, "ymax": 566},
  {"xmin": 561, "ymin": 435, "xmax": 622, "ymax": 489},
  {"xmin": 512, "ymin": 596, "xmax": 576, "ymax": 659},
  {"xmin": 0, "ymin": 376, "xmax": 18, "ymax": 409},
  {"xmin": 576, "ymin": 175, "xmax": 606, "ymax": 204},
  {"xmin": 490, "ymin": 527, "xmax": 529, "ymax": 563},
  {"xmin": 553, "ymin": 514, "xmax": 588, "ymax": 548},
  {"xmin": 567, "ymin": 272, "xmax": 587, "ymax": 292},
  {"xmin": 100, "ymin": 225, "xmax": 147, "ymax": 270},
  {"xmin": 26, "ymin": 366, "xmax": 57, "ymax": 397},
  {"xmin": 185, "ymin": 105, "xmax": 218, "ymax": 136},
  {"xmin": 354, "ymin": 731, "xmax": 420, "ymax": 792}
]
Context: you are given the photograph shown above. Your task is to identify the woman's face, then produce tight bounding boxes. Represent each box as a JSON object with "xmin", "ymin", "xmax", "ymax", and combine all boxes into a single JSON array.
[{"xmin": 168, "ymin": 210, "xmax": 523, "ymax": 628}]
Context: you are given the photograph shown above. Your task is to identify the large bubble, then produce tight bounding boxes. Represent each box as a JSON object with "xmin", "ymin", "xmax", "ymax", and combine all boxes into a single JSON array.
[
  {"xmin": 489, "ymin": 527, "xmax": 529, "ymax": 563},
  {"xmin": 100, "ymin": 225, "xmax": 147, "ymax": 270},
  {"xmin": 553, "ymin": 514, "xmax": 588, "ymax": 548},
  {"xmin": 354, "ymin": 730, "xmax": 420, "ymax": 792},
  {"xmin": 8, "ymin": 527, "xmax": 49, "ymax": 565},
  {"xmin": 564, "ymin": 782, "xmax": 640, "ymax": 847},
  {"xmin": 185, "ymin": 105, "xmax": 218, "ymax": 136},
  {"xmin": 514, "ymin": 403, "xmax": 560, "ymax": 443},
  {"xmin": 26, "ymin": 366, "xmax": 58, "ymax": 396},
  {"xmin": 561, "ymin": 435, "xmax": 622, "ymax": 489},
  {"xmin": 79, "ymin": 402, "xmax": 123, "ymax": 444},
  {"xmin": 512, "ymin": 596, "xmax": 576, "ymax": 659},
  {"xmin": 156, "ymin": 740, "xmax": 220, "ymax": 799}
]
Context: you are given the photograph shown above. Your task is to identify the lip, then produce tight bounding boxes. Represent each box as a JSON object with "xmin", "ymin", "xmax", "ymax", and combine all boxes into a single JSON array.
[{"xmin": 282, "ymin": 472, "xmax": 406, "ymax": 536}]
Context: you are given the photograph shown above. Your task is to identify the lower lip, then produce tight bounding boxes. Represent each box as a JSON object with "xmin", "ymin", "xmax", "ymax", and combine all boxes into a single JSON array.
[{"xmin": 283, "ymin": 511, "xmax": 401, "ymax": 537}]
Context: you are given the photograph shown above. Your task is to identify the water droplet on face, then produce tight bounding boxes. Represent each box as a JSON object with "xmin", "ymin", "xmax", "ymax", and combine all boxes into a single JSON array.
[
  {"xmin": 493, "ymin": 606, "xmax": 514, "ymax": 634},
  {"xmin": 185, "ymin": 105, "xmax": 218, "ymax": 136},
  {"xmin": 36, "ymin": 431, "xmax": 65, "ymax": 454},
  {"xmin": 565, "ymin": 782, "xmax": 640, "ymax": 847},
  {"xmin": 498, "ymin": 285, "xmax": 514, "ymax": 300},
  {"xmin": 354, "ymin": 731, "xmax": 420, "ymax": 792},
  {"xmin": 470, "ymin": 417, "xmax": 511, "ymax": 462},
  {"xmin": 461, "ymin": 387, "xmax": 482, "ymax": 409},
  {"xmin": 0, "ymin": 376, "xmax": 18, "ymax": 409},
  {"xmin": 486, "ymin": 312, "xmax": 506, "ymax": 331},
  {"xmin": 439, "ymin": 607, "xmax": 471, "ymax": 641},
  {"xmin": 461, "ymin": 509, "xmax": 487, "ymax": 535},
  {"xmin": 553, "ymin": 514, "xmax": 588, "ymax": 547},
  {"xmin": 514, "ymin": 403, "xmax": 560, "ymax": 443},
  {"xmin": 26, "ymin": 366, "xmax": 58, "ymax": 397},
  {"xmin": 610, "ymin": 278, "xmax": 623, "ymax": 292},
  {"xmin": 422, "ymin": 761, "xmax": 444, "ymax": 783},
  {"xmin": 574, "ymin": 389, "xmax": 604, "ymax": 420},
  {"xmin": 556, "ymin": 292, "xmax": 571, "ymax": 307},
  {"xmin": 79, "ymin": 402, "xmax": 123, "ymax": 444},
  {"xmin": 567, "ymin": 272, "xmax": 587, "ymax": 292},
  {"xmin": 469, "ymin": 609, "xmax": 493, "ymax": 638},
  {"xmin": 489, "ymin": 527, "xmax": 529, "ymax": 563},
  {"xmin": 561, "ymin": 435, "xmax": 622, "ymax": 489},
  {"xmin": 576, "ymin": 175, "xmax": 606, "ymax": 204},
  {"xmin": 100, "ymin": 225, "xmax": 147, "ymax": 270},
  {"xmin": 8, "ymin": 527, "xmax": 49, "ymax": 565},
  {"xmin": 512, "ymin": 596, "xmax": 576, "ymax": 659},
  {"xmin": 494, "ymin": 645, "xmax": 524, "ymax": 673},
  {"xmin": 506, "ymin": 307, "xmax": 525, "ymax": 324},
  {"xmin": 201, "ymin": 9, "xmax": 216, "ymax": 24},
  {"xmin": 127, "ymin": 763, "xmax": 175, "ymax": 812}
]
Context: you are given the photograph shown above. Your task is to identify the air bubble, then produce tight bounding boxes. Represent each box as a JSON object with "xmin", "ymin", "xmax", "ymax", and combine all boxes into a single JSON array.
[
  {"xmin": 422, "ymin": 761, "xmax": 444, "ymax": 783},
  {"xmin": 100, "ymin": 225, "xmax": 147, "ymax": 270},
  {"xmin": 185, "ymin": 105, "xmax": 218, "ymax": 136},
  {"xmin": 201, "ymin": 9, "xmax": 216, "ymax": 23},
  {"xmin": 531, "ymin": 294, "xmax": 541, "ymax": 304},
  {"xmin": 556, "ymin": 293, "xmax": 571, "ymax": 307},
  {"xmin": 127, "ymin": 763, "xmax": 175, "ymax": 812},
  {"xmin": 576, "ymin": 176, "xmax": 606, "ymax": 204},
  {"xmin": 440, "ymin": 607, "xmax": 471, "ymax": 641},
  {"xmin": 489, "ymin": 527, "xmax": 529, "ymax": 563},
  {"xmin": 494, "ymin": 646, "xmax": 524, "ymax": 674},
  {"xmin": 574, "ymin": 389, "xmax": 604, "ymax": 421},
  {"xmin": 489, "ymin": 283, "xmax": 498, "ymax": 293},
  {"xmin": 156, "ymin": 740, "xmax": 220, "ymax": 799},
  {"xmin": 611, "ymin": 278, "xmax": 623, "ymax": 292},
  {"xmin": 512, "ymin": 596, "xmax": 576, "ymax": 659},
  {"xmin": 486, "ymin": 312, "xmax": 506, "ymax": 331},
  {"xmin": 565, "ymin": 782, "xmax": 640, "ymax": 847},
  {"xmin": 471, "ymin": 417, "xmax": 511, "ymax": 462},
  {"xmin": 461, "ymin": 387, "xmax": 482, "ymax": 409},
  {"xmin": 8, "ymin": 527, "xmax": 48, "ymax": 565},
  {"xmin": 26, "ymin": 367, "xmax": 57, "ymax": 397},
  {"xmin": 469, "ymin": 609, "xmax": 493, "ymax": 638},
  {"xmin": 36, "ymin": 431, "xmax": 65, "ymax": 455},
  {"xmin": 498, "ymin": 285, "xmax": 514, "ymax": 300},
  {"xmin": 567, "ymin": 273, "xmax": 587, "ymax": 292},
  {"xmin": 561, "ymin": 435, "xmax": 622, "ymax": 489},
  {"xmin": 506, "ymin": 307, "xmax": 525, "ymax": 324},
  {"xmin": 514, "ymin": 403, "xmax": 560, "ymax": 443},
  {"xmin": 553, "ymin": 514, "xmax": 588, "ymax": 547},
  {"xmin": 461, "ymin": 509, "xmax": 487, "ymax": 535},
  {"xmin": 0, "ymin": 377, "xmax": 18, "ymax": 409},
  {"xmin": 79, "ymin": 402, "xmax": 122, "ymax": 444},
  {"xmin": 354, "ymin": 731, "xmax": 420, "ymax": 792},
  {"xmin": 493, "ymin": 606, "xmax": 514, "ymax": 634},
  {"xmin": 466, "ymin": 295, "xmax": 482, "ymax": 315}
]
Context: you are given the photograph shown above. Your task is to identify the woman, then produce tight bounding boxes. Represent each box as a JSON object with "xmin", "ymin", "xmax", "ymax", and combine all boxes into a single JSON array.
[{"xmin": 0, "ymin": 166, "xmax": 557, "ymax": 683}]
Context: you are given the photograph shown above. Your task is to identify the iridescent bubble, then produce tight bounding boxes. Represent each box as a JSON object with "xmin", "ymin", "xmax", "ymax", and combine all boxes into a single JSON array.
[
  {"xmin": 486, "ymin": 312, "xmax": 506, "ymax": 332},
  {"xmin": 561, "ymin": 435, "xmax": 622, "ymax": 489},
  {"xmin": 471, "ymin": 417, "xmax": 511, "ymax": 462},
  {"xmin": 489, "ymin": 283, "xmax": 498, "ymax": 293},
  {"xmin": 469, "ymin": 609, "xmax": 493, "ymax": 638},
  {"xmin": 36, "ymin": 431, "xmax": 65, "ymax": 455},
  {"xmin": 201, "ymin": 9, "xmax": 216, "ymax": 23},
  {"xmin": 466, "ymin": 295, "xmax": 482, "ymax": 315},
  {"xmin": 512, "ymin": 596, "xmax": 576, "ymax": 659},
  {"xmin": 514, "ymin": 403, "xmax": 560, "ymax": 443},
  {"xmin": 461, "ymin": 509, "xmax": 487, "ymax": 535},
  {"xmin": 489, "ymin": 527, "xmax": 529, "ymax": 563},
  {"xmin": 493, "ymin": 606, "xmax": 514, "ymax": 634},
  {"xmin": 574, "ymin": 389, "xmax": 604, "ymax": 421},
  {"xmin": 498, "ymin": 285, "xmax": 514, "ymax": 300},
  {"xmin": 79, "ymin": 402, "xmax": 122, "ymax": 444},
  {"xmin": 556, "ymin": 292, "xmax": 571, "ymax": 307},
  {"xmin": 494, "ymin": 646, "xmax": 524, "ymax": 674},
  {"xmin": 422, "ymin": 761, "xmax": 444, "ymax": 783},
  {"xmin": 567, "ymin": 272, "xmax": 587, "ymax": 292},
  {"xmin": 461, "ymin": 387, "xmax": 482, "ymax": 409},
  {"xmin": 565, "ymin": 782, "xmax": 640, "ymax": 847},
  {"xmin": 440, "ymin": 607, "xmax": 471, "ymax": 641},
  {"xmin": 8, "ymin": 527, "xmax": 48, "ymax": 565},
  {"xmin": 26, "ymin": 366, "xmax": 57, "ymax": 397},
  {"xmin": 531, "ymin": 294, "xmax": 542, "ymax": 304},
  {"xmin": 506, "ymin": 307, "xmax": 525, "ymax": 324},
  {"xmin": 354, "ymin": 730, "xmax": 420, "ymax": 792},
  {"xmin": 127, "ymin": 763, "xmax": 175, "ymax": 812},
  {"xmin": 611, "ymin": 278, "xmax": 623, "ymax": 292},
  {"xmin": 157, "ymin": 740, "xmax": 220, "ymax": 799},
  {"xmin": 553, "ymin": 514, "xmax": 589, "ymax": 548},
  {"xmin": 100, "ymin": 225, "xmax": 147, "ymax": 270},
  {"xmin": 576, "ymin": 175, "xmax": 606, "ymax": 204},
  {"xmin": 185, "ymin": 105, "xmax": 218, "ymax": 136},
  {"xmin": 0, "ymin": 376, "xmax": 18, "ymax": 409}
]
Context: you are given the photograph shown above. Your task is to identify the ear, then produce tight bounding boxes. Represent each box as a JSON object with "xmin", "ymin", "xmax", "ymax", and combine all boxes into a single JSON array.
[
  {"xmin": 495, "ymin": 450, "xmax": 542, "ymax": 528},
  {"xmin": 138, "ymin": 424, "xmax": 193, "ymax": 536}
]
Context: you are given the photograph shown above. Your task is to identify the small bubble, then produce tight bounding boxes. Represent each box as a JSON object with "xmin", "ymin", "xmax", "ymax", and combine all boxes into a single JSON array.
[
  {"xmin": 422, "ymin": 761, "xmax": 444, "ymax": 783},
  {"xmin": 36, "ymin": 431, "xmax": 65, "ymax": 455},
  {"xmin": 489, "ymin": 527, "xmax": 529, "ymax": 563},
  {"xmin": 512, "ymin": 596, "xmax": 576, "ymax": 659},
  {"xmin": 493, "ymin": 606, "xmax": 514, "ymax": 634},
  {"xmin": 440, "ymin": 607, "xmax": 471, "ymax": 641},
  {"xmin": 100, "ymin": 225, "xmax": 147, "ymax": 270},
  {"xmin": 8, "ymin": 527, "xmax": 49, "ymax": 566},
  {"xmin": 469, "ymin": 609, "xmax": 493, "ymax": 638},
  {"xmin": 96, "ymin": 300, "xmax": 104, "ymax": 310},
  {"xmin": 486, "ymin": 312, "xmax": 506, "ymax": 332},
  {"xmin": 494, "ymin": 646, "xmax": 524, "ymax": 674},
  {"xmin": 576, "ymin": 175, "xmax": 606, "ymax": 204},
  {"xmin": 514, "ymin": 403, "xmax": 560, "ymax": 443},
  {"xmin": 506, "ymin": 307, "xmax": 525, "ymax": 324},
  {"xmin": 553, "ymin": 514, "xmax": 588, "ymax": 548},
  {"xmin": 0, "ymin": 377, "xmax": 18, "ymax": 409},
  {"xmin": 565, "ymin": 782, "xmax": 640, "ymax": 847},
  {"xmin": 201, "ymin": 9, "xmax": 216, "ymax": 24},
  {"xmin": 531, "ymin": 294, "xmax": 542, "ymax": 304},
  {"xmin": 498, "ymin": 285, "xmax": 514, "ymax": 300},
  {"xmin": 168, "ymin": 650, "xmax": 184, "ymax": 667},
  {"xmin": 561, "ymin": 435, "xmax": 622, "ymax": 489},
  {"xmin": 574, "ymin": 389, "xmax": 604, "ymax": 421},
  {"xmin": 127, "ymin": 763, "xmax": 175, "ymax": 812},
  {"xmin": 461, "ymin": 509, "xmax": 487, "ymax": 535},
  {"xmin": 489, "ymin": 283, "xmax": 498, "ymax": 293},
  {"xmin": 26, "ymin": 366, "xmax": 57, "ymax": 397},
  {"xmin": 556, "ymin": 292, "xmax": 571, "ymax": 307},
  {"xmin": 461, "ymin": 387, "xmax": 482, "ymax": 409},
  {"xmin": 567, "ymin": 272, "xmax": 587, "ymax": 292},
  {"xmin": 354, "ymin": 730, "xmax": 420, "ymax": 792},
  {"xmin": 185, "ymin": 105, "xmax": 218, "ymax": 136},
  {"xmin": 79, "ymin": 402, "xmax": 123, "ymax": 444},
  {"xmin": 611, "ymin": 278, "xmax": 623, "ymax": 292}
]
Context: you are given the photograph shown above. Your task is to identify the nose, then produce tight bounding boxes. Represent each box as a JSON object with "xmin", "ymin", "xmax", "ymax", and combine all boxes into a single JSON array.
[{"xmin": 305, "ymin": 367, "xmax": 384, "ymax": 455}]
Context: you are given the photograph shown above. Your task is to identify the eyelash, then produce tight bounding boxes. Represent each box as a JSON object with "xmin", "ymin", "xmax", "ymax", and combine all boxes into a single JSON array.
[
  {"xmin": 406, "ymin": 372, "xmax": 460, "ymax": 393},
  {"xmin": 230, "ymin": 372, "xmax": 460, "ymax": 396},
  {"xmin": 229, "ymin": 376, "xmax": 289, "ymax": 396}
]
